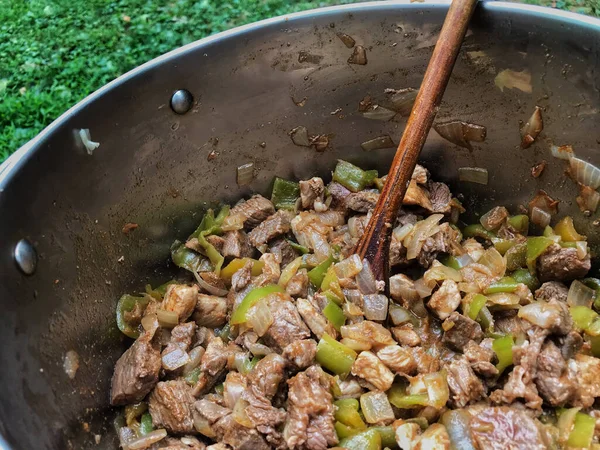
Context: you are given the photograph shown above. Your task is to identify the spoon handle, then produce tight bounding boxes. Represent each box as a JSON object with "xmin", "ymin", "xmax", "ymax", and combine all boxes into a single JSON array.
[{"xmin": 355, "ymin": 0, "xmax": 479, "ymax": 282}]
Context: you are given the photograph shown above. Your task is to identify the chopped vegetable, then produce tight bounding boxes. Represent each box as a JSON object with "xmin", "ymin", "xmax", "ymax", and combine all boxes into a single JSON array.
[
  {"xmin": 567, "ymin": 280, "xmax": 595, "ymax": 308},
  {"xmin": 554, "ymin": 216, "xmax": 585, "ymax": 242},
  {"xmin": 434, "ymin": 120, "xmax": 486, "ymax": 150},
  {"xmin": 157, "ymin": 309, "xmax": 179, "ymax": 328},
  {"xmin": 230, "ymin": 284, "xmax": 284, "ymax": 325},
  {"xmin": 360, "ymin": 392, "xmax": 395, "ymax": 424},
  {"xmin": 323, "ymin": 300, "xmax": 346, "ymax": 330},
  {"xmin": 583, "ymin": 278, "xmax": 600, "ymax": 310},
  {"xmin": 184, "ymin": 367, "xmax": 201, "ymax": 386},
  {"xmin": 511, "ymin": 268, "xmax": 539, "ymax": 291},
  {"xmin": 494, "ymin": 69, "xmax": 532, "ymax": 93},
  {"xmin": 388, "ymin": 384, "xmax": 429, "ymax": 409},
  {"xmin": 171, "ymin": 241, "xmax": 211, "ymax": 273},
  {"xmin": 308, "ymin": 253, "xmax": 336, "ymax": 287},
  {"xmin": 221, "ymin": 258, "xmax": 264, "ymax": 281},
  {"xmin": 550, "ymin": 144, "xmax": 575, "ymax": 160},
  {"xmin": 576, "ymin": 184, "xmax": 600, "ymax": 214},
  {"xmin": 338, "ymin": 429, "xmax": 381, "ymax": 450},
  {"xmin": 116, "ymin": 294, "xmax": 152, "ymax": 339},
  {"xmin": 332, "ymin": 160, "xmax": 378, "ymax": 193},
  {"xmin": 526, "ymin": 236, "xmax": 554, "ymax": 272},
  {"xmin": 484, "ymin": 277, "xmax": 519, "ymax": 294},
  {"xmin": 287, "ymin": 239, "xmax": 309, "ymax": 254},
  {"xmin": 271, "ymin": 177, "xmax": 300, "ymax": 211},
  {"xmin": 530, "ymin": 206, "xmax": 551, "ymax": 228},
  {"xmin": 388, "ymin": 88, "xmax": 418, "ymax": 116},
  {"xmin": 520, "ymin": 106, "xmax": 543, "ymax": 149},
  {"xmin": 79, "ymin": 128, "xmax": 100, "ymax": 155},
  {"xmin": 458, "ymin": 167, "xmax": 488, "ymax": 185},
  {"xmin": 370, "ymin": 426, "xmax": 396, "ymax": 449},
  {"xmin": 290, "ymin": 126, "xmax": 311, "ymax": 147},
  {"xmin": 361, "ymin": 135, "xmax": 396, "ymax": 152},
  {"xmin": 508, "ymin": 214, "xmax": 530, "ymax": 234},
  {"xmin": 140, "ymin": 413, "xmax": 153, "ymax": 436},
  {"xmin": 466, "ymin": 294, "xmax": 487, "ymax": 321},
  {"xmin": 567, "ymin": 412, "xmax": 595, "ymax": 448},
  {"xmin": 334, "ymin": 398, "xmax": 367, "ymax": 430},
  {"xmin": 247, "ymin": 299, "xmax": 274, "ymax": 336},
  {"xmin": 570, "ymin": 306, "xmax": 598, "ymax": 332},
  {"xmin": 441, "ymin": 410, "xmax": 477, "ymax": 450},
  {"xmin": 279, "ymin": 256, "xmax": 304, "ymax": 288},
  {"xmin": 363, "ymin": 105, "xmax": 395, "ymax": 121},
  {"xmin": 316, "ymin": 333, "xmax": 357, "ymax": 376},
  {"xmin": 493, "ymin": 335, "xmax": 514, "ymax": 373},
  {"xmin": 236, "ymin": 163, "xmax": 255, "ymax": 185},
  {"xmin": 569, "ymin": 157, "xmax": 600, "ymax": 189},
  {"xmin": 348, "ymin": 45, "xmax": 368, "ymax": 65},
  {"xmin": 505, "ymin": 242, "xmax": 527, "ymax": 271},
  {"xmin": 462, "ymin": 224, "xmax": 495, "ymax": 240},
  {"xmin": 335, "ymin": 421, "xmax": 361, "ymax": 440},
  {"xmin": 145, "ymin": 280, "xmax": 177, "ymax": 301}
]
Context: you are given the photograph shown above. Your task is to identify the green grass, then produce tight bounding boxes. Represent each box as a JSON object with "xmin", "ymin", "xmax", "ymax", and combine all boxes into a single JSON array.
[{"xmin": 0, "ymin": 0, "xmax": 598, "ymax": 162}]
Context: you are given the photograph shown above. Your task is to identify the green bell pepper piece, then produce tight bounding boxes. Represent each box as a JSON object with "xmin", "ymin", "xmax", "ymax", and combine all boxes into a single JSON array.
[
  {"xmin": 308, "ymin": 254, "xmax": 336, "ymax": 287},
  {"xmin": 484, "ymin": 276, "xmax": 519, "ymax": 294},
  {"xmin": 387, "ymin": 384, "xmax": 429, "ymax": 409},
  {"xmin": 511, "ymin": 268, "xmax": 540, "ymax": 291},
  {"xmin": 316, "ymin": 333, "xmax": 357, "ymax": 376},
  {"xmin": 462, "ymin": 224, "xmax": 496, "ymax": 240},
  {"xmin": 505, "ymin": 242, "xmax": 527, "ymax": 272},
  {"xmin": 570, "ymin": 306, "xmax": 598, "ymax": 330},
  {"xmin": 478, "ymin": 305, "xmax": 494, "ymax": 331},
  {"xmin": 171, "ymin": 241, "xmax": 211, "ymax": 273},
  {"xmin": 467, "ymin": 294, "xmax": 487, "ymax": 321},
  {"xmin": 492, "ymin": 238, "xmax": 515, "ymax": 255},
  {"xmin": 332, "ymin": 160, "xmax": 378, "ymax": 193},
  {"xmin": 371, "ymin": 426, "xmax": 396, "ymax": 448},
  {"xmin": 231, "ymin": 284, "xmax": 284, "ymax": 325},
  {"xmin": 583, "ymin": 278, "xmax": 600, "ymax": 311},
  {"xmin": 441, "ymin": 255, "xmax": 468, "ymax": 271},
  {"xmin": 271, "ymin": 177, "xmax": 300, "ymax": 211},
  {"xmin": 184, "ymin": 367, "xmax": 201, "ymax": 386},
  {"xmin": 216, "ymin": 323, "xmax": 231, "ymax": 342},
  {"xmin": 526, "ymin": 236, "xmax": 554, "ymax": 273},
  {"xmin": 324, "ymin": 300, "xmax": 346, "ymax": 331},
  {"xmin": 214, "ymin": 383, "xmax": 225, "ymax": 395},
  {"xmin": 508, "ymin": 214, "xmax": 529, "ymax": 234},
  {"xmin": 339, "ymin": 429, "xmax": 381, "ymax": 450},
  {"xmin": 187, "ymin": 206, "xmax": 229, "ymax": 275},
  {"xmin": 493, "ymin": 335, "xmax": 514, "ymax": 374},
  {"xmin": 334, "ymin": 399, "xmax": 367, "ymax": 430},
  {"xmin": 145, "ymin": 280, "xmax": 177, "ymax": 301},
  {"xmin": 140, "ymin": 413, "xmax": 153, "ymax": 435},
  {"xmin": 567, "ymin": 412, "xmax": 595, "ymax": 448},
  {"xmin": 590, "ymin": 336, "xmax": 600, "ymax": 358},
  {"xmin": 336, "ymin": 421, "xmax": 361, "ymax": 440},
  {"xmin": 287, "ymin": 239, "xmax": 310, "ymax": 254},
  {"xmin": 116, "ymin": 294, "xmax": 152, "ymax": 339}
]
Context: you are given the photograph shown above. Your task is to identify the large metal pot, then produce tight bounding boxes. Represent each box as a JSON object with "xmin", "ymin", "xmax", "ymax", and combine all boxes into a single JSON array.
[{"xmin": 0, "ymin": 1, "xmax": 598, "ymax": 448}]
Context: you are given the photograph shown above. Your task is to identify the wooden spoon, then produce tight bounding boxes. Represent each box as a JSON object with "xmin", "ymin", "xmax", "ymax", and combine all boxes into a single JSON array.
[{"xmin": 354, "ymin": 0, "xmax": 479, "ymax": 283}]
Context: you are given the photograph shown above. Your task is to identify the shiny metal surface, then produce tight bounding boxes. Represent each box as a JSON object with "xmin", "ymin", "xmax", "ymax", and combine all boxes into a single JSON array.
[
  {"xmin": 0, "ymin": 2, "xmax": 599, "ymax": 448},
  {"xmin": 13, "ymin": 239, "xmax": 37, "ymax": 276},
  {"xmin": 170, "ymin": 89, "xmax": 195, "ymax": 115}
]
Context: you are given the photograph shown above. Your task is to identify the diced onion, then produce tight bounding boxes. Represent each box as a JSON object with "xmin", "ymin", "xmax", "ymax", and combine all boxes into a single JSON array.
[
  {"xmin": 519, "ymin": 301, "xmax": 565, "ymax": 328},
  {"xmin": 530, "ymin": 206, "xmax": 551, "ymax": 228},
  {"xmin": 221, "ymin": 213, "xmax": 245, "ymax": 232},
  {"xmin": 247, "ymin": 341, "xmax": 273, "ymax": 356},
  {"xmin": 423, "ymin": 260, "xmax": 463, "ymax": 283},
  {"xmin": 486, "ymin": 292, "xmax": 521, "ymax": 306},
  {"xmin": 393, "ymin": 223, "xmax": 414, "ymax": 242},
  {"xmin": 414, "ymin": 278, "xmax": 434, "ymax": 298},
  {"xmin": 290, "ymin": 126, "xmax": 311, "ymax": 146},
  {"xmin": 570, "ymin": 157, "xmax": 600, "ymax": 189},
  {"xmin": 162, "ymin": 346, "xmax": 190, "ymax": 371},
  {"xmin": 79, "ymin": 128, "xmax": 100, "ymax": 155},
  {"xmin": 557, "ymin": 407, "xmax": 580, "ymax": 444},
  {"xmin": 363, "ymin": 105, "xmax": 396, "ymax": 122},
  {"xmin": 337, "ymin": 32, "xmax": 356, "ymax": 48},
  {"xmin": 183, "ymin": 347, "xmax": 205, "ymax": 375},
  {"xmin": 389, "ymin": 304, "xmax": 415, "ymax": 326},
  {"xmin": 363, "ymin": 294, "xmax": 389, "ymax": 321},
  {"xmin": 388, "ymin": 88, "xmax": 419, "ymax": 116},
  {"xmin": 404, "ymin": 214, "xmax": 444, "ymax": 260},
  {"xmin": 441, "ymin": 410, "xmax": 477, "ymax": 450},
  {"xmin": 360, "ymin": 391, "xmax": 395, "ymax": 424},
  {"xmin": 477, "ymin": 248, "xmax": 506, "ymax": 277},
  {"xmin": 157, "ymin": 309, "xmax": 179, "ymax": 328},
  {"xmin": 576, "ymin": 241, "xmax": 588, "ymax": 260},
  {"xmin": 521, "ymin": 106, "xmax": 543, "ymax": 149},
  {"xmin": 458, "ymin": 167, "xmax": 488, "ymax": 185},
  {"xmin": 434, "ymin": 121, "xmax": 486, "ymax": 150},
  {"xmin": 356, "ymin": 259, "xmax": 377, "ymax": 295},
  {"xmin": 279, "ymin": 256, "xmax": 303, "ymax": 288},
  {"xmin": 361, "ymin": 135, "xmax": 396, "ymax": 151},
  {"xmin": 455, "ymin": 253, "xmax": 474, "ymax": 268},
  {"xmin": 232, "ymin": 398, "xmax": 254, "ymax": 428},
  {"xmin": 550, "ymin": 144, "xmax": 575, "ymax": 160},
  {"xmin": 576, "ymin": 185, "xmax": 600, "ymax": 214},
  {"xmin": 567, "ymin": 280, "xmax": 595, "ymax": 308},
  {"xmin": 141, "ymin": 313, "xmax": 159, "ymax": 332},
  {"xmin": 335, "ymin": 254, "xmax": 363, "ymax": 279},
  {"xmin": 193, "ymin": 271, "xmax": 228, "ymax": 296},
  {"xmin": 247, "ymin": 299, "xmax": 274, "ymax": 337},
  {"xmin": 127, "ymin": 429, "xmax": 167, "ymax": 450},
  {"xmin": 423, "ymin": 371, "xmax": 450, "ymax": 409},
  {"xmin": 494, "ymin": 69, "xmax": 532, "ymax": 94},
  {"xmin": 181, "ymin": 437, "xmax": 204, "ymax": 447},
  {"xmin": 348, "ymin": 45, "xmax": 367, "ymax": 65},
  {"xmin": 528, "ymin": 190, "xmax": 559, "ymax": 216},
  {"xmin": 193, "ymin": 411, "xmax": 216, "ymax": 438},
  {"xmin": 236, "ymin": 163, "xmax": 255, "ymax": 186},
  {"xmin": 479, "ymin": 206, "xmax": 509, "ymax": 231},
  {"xmin": 340, "ymin": 337, "xmax": 372, "ymax": 351}
]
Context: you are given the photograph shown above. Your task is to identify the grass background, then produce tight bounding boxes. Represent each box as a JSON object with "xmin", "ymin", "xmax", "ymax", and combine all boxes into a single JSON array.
[{"xmin": 1, "ymin": 0, "xmax": 598, "ymax": 162}]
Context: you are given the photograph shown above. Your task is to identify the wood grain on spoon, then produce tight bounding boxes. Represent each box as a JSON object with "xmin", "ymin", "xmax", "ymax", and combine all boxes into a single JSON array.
[{"xmin": 354, "ymin": 0, "xmax": 479, "ymax": 282}]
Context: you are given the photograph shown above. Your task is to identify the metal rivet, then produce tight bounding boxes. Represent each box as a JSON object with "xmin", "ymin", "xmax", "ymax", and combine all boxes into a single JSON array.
[
  {"xmin": 170, "ymin": 89, "xmax": 194, "ymax": 114},
  {"xmin": 14, "ymin": 239, "xmax": 37, "ymax": 275}
]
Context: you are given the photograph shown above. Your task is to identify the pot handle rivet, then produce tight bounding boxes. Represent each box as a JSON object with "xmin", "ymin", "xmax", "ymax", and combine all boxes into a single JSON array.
[
  {"xmin": 14, "ymin": 239, "xmax": 37, "ymax": 275},
  {"xmin": 170, "ymin": 89, "xmax": 194, "ymax": 115}
]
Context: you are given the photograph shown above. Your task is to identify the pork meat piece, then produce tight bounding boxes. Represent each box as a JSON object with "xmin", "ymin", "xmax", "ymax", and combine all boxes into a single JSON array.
[
  {"xmin": 296, "ymin": 297, "xmax": 337, "ymax": 340},
  {"xmin": 200, "ymin": 337, "xmax": 228, "ymax": 376},
  {"xmin": 341, "ymin": 321, "xmax": 396, "ymax": 348},
  {"xmin": 286, "ymin": 269, "xmax": 309, "ymax": 298},
  {"xmin": 284, "ymin": 366, "xmax": 338, "ymax": 450},
  {"xmin": 212, "ymin": 414, "xmax": 270, "ymax": 450},
  {"xmin": 269, "ymin": 238, "xmax": 297, "ymax": 267},
  {"xmin": 412, "ymin": 164, "xmax": 429, "ymax": 184},
  {"xmin": 446, "ymin": 357, "xmax": 485, "ymax": 408},
  {"xmin": 534, "ymin": 281, "xmax": 569, "ymax": 303},
  {"xmin": 169, "ymin": 321, "xmax": 197, "ymax": 351},
  {"xmin": 247, "ymin": 353, "xmax": 287, "ymax": 400},
  {"xmin": 559, "ymin": 330, "xmax": 583, "ymax": 360},
  {"xmin": 248, "ymin": 210, "xmax": 293, "ymax": 248},
  {"xmin": 327, "ymin": 182, "xmax": 351, "ymax": 210},
  {"xmin": 537, "ymin": 243, "xmax": 591, "ymax": 282},
  {"xmin": 376, "ymin": 345, "xmax": 416, "ymax": 374},
  {"xmin": 230, "ymin": 195, "xmax": 275, "ymax": 229},
  {"xmin": 299, "ymin": 177, "xmax": 326, "ymax": 210},
  {"xmin": 345, "ymin": 189, "xmax": 379, "ymax": 213},
  {"xmin": 391, "ymin": 325, "xmax": 422, "ymax": 347},
  {"xmin": 405, "ymin": 346, "xmax": 440, "ymax": 374},
  {"xmin": 161, "ymin": 284, "xmax": 199, "ymax": 323},
  {"xmin": 231, "ymin": 260, "xmax": 253, "ymax": 293},
  {"xmin": 570, "ymin": 354, "xmax": 600, "ymax": 408},
  {"xmin": 535, "ymin": 340, "xmax": 575, "ymax": 406},
  {"xmin": 389, "ymin": 235, "xmax": 409, "ymax": 267},
  {"xmin": 154, "ymin": 437, "xmax": 206, "ymax": 449},
  {"xmin": 263, "ymin": 293, "xmax": 311, "ymax": 350},
  {"xmin": 428, "ymin": 181, "xmax": 452, "ymax": 214},
  {"xmin": 428, "ymin": 280, "xmax": 461, "ymax": 320},
  {"xmin": 519, "ymin": 298, "xmax": 572, "ymax": 335},
  {"xmin": 193, "ymin": 294, "xmax": 228, "ymax": 328},
  {"xmin": 463, "ymin": 339, "xmax": 498, "ymax": 377},
  {"xmin": 110, "ymin": 319, "xmax": 161, "ymax": 405},
  {"xmin": 467, "ymin": 406, "xmax": 552, "ymax": 450},
  {"xmin": 351, "ymin": 351, "xmax": 395, "ymax": 391},
  {"xmin": 283, "ymin": 339, "xmax": 317, "ymax": 369},
  {"xmin": 442, "ymin": 312, "xmax": 483, "ymax": 352},
  {"xmin": 222, "ymin": 230, "xmax": 253, "ymax": 259},
  {"xmin": 149, "ymin": 380, "xmax": 196, "ymax": 434},
  {"xmin": 418, "ymin": 223, "xmax": 462, "ymax": 268}
]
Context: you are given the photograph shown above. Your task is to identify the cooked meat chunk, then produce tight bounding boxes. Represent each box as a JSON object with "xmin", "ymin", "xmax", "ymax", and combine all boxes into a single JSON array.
[
  {"xmin": 467, "ymin": 406, "xmax": 550, "ymax": 450},
  {"xmin": 231, "ymin": 260, "xmax": 253, "ymax": 292},
  {"xmin": 193, "ymin": 294, "xmax": 228, "ymax": 328},
  {"xmin": 341, "ymin": 321, "xmax": 396, "ymax": 348},
  {"xmin": 535, "ymin": 340, "xmax": 575, "ymax": 406},
  {"xmin": 253, "ymin": 253, "xmax": 281, "ymax": 287},
  {"xmin": 149, "ymin": 380, "xmax": 196, "ymax": 434},
  {"xmin": 537, "ymin": 243, "xmax": 591, "ymax": 282},
  {"xmin": 206, "ymin": 235, "xmax": 225, "ymax": 253},
  {"xmin": 428, "ymin": 181, "xmax": 452, "ymax": 214},
  {"xmin": 222, "ymin": 230, "xmax": 253, "ymax": 259},
  {"xmin": 389, "ymin": 273, "xmax": 420, "ymax": 306},
  {"xmin": 389, "ymin": 235, "xmax": 409, "ymax": 267},
  {"xmin": 297, "ymin": 297, "xmax": 337, "ymax": 340},
  {"xmin": 205, "ymin": 445, "xmax": 229, "ymax": 450},
  {"xmin": 162, "ymin": 322, "xmax": 197, "ymax": 372},
  {"xmin": 247, "ymin": 353, "xmax": 287, "ymax": 400},
  {"xmin": 327, "ymin": 182, "xmax": 351, "ymax": 210},
  {"xmin": 446, "ymin": 357, "xmax": 485, "ymax": 407},
  {"xmin": 559, "ymin": 330, "xmax": 583, "ymax": 360},
  {"xmin": 230, "ymin": 195, "xmax": 275, "ymax": 229},
  {"xmin": 212, "ymin": 414, "xmax": 270, "ymax": 450},
  {"xmin": 418, "ymin": 223, "xmax": 462, "ymax": 267},
  {"xmin": 535, "ymin": 281, "xmax": 569, "ymax": 303},
  {"xmin": 494, "ymin": 313, "xmax": 531, "ymax": 337},
  {"xmin": 391, "ymin": 325, "xmax": 422, "ymax": 347},
  {"xmin": 405, "ymin": 346, "xmax": 440, "ymax": 374},
  {"xmin": 283, "ymin": 339, "xmax": 317, "ymax": 369},
  {"xmin": 222, "ymin": 372, "xmax": 248, "ymax": 409},
  {"xmin": 442, "ymin": 312, "xmax": 483, "ymax": 351},
  {"xmin": 156, "ymin": 436, "xmax": 206, "ymax": 449},
  {"xmin": 269, "ymin": 238, "xmax": 297, "ymax": 267},
  {"xmin": 195, "ymin": 398, "xmax": 231, "ymax": 424},
  {"xmin": 464, "ymin": 339, "xmax": 498, "ymax": 377},
  {"xmin": 570, "ymin": 354, "xmax": 600, "ymax": 408},
  {"xmin": 478, "ymin": 206, "xmax": 508, "ymax": 230},
  {"xmin": 110, "ymin": 320, "xmax": 161, "ymax": 405},
  {"xmin": 336, "ymin": 377, "xmax": 364, "ymax": 399},
  {"xmin": 170, "ymin": 321, "xmax": 197, "ymax": 351},
  {"xmin": 161, "ymin": 284, "xmax": 199, "ymax": 323},
  {"xmin": 351, "ymin": 351, "xmax": 395, "ymax": 391},
  {"xmin": 286, "ymin": 269, "xmax": 309, "ymax": 298},
  {"xmin": 248, "ymin": 210, "xmax": 293, "ymax": 248},
  {"xmin": 394, "ymin": 422, "xmax": 450, "ymax": 450},
  {"xmin": 200, "ymin": 337, "xmax": 228, "ymax": 376},
  {"xmin": 518, "ymin": 298, "xmax": 572, "ymax": 335},
  {"xmin": 376, "ymin": 345, "xmax": 416, "ymax": 374},
  {"xmin": 300, "ymin": 177, "xmax": 326, "ymax": 210},
  {"xmin": 345, "ymin": 189, "xmax": 379, "ymax": 213},
  {"xmin": 428, "ymin": 280, "xmax": 461, "ymax": 320},
  {"xmin": 412, "ymin": 164, "xmax": 429, "ymax": 184},
  {"xmin": 264, "ymin": 293, "xmax": 311, "ymax": 350},
  {"xmin": 284, "ymin": 366, "xmax": 337, "ymax": 450}
]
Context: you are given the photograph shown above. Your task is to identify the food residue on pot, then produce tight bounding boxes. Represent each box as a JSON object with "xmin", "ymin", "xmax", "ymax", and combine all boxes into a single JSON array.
[
  {"xmin": 122, "ymin": 223, "xmax": 139, "ymax": 234},
  {"xmin": 494, "ymin": 69, "xmax": 532, "ymax": 93},
  {"xmin": 336, "ymin": 32, "xmax": 356, "ymax": 48},
  {"xmin": 348, "ymin": 45, "xmax": 367, "ymax": 65},
  {"xmin": 531, "ymin": 161, "xmax": 547, "ymax": 178},
  {"xmin": 63, "ymin": 350, "xmax": 80, "ymax": 380}
]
